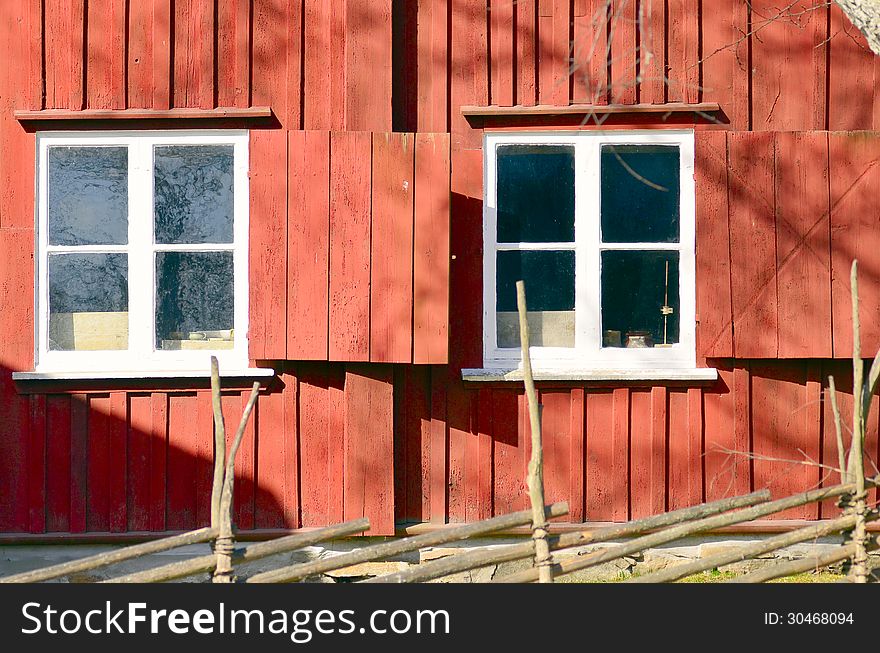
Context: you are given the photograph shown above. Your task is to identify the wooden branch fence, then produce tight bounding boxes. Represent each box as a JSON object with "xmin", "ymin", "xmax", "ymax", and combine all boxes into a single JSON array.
[{"xmin": 2, "ymin": 265, "xmax": 879, "ymax": 584}]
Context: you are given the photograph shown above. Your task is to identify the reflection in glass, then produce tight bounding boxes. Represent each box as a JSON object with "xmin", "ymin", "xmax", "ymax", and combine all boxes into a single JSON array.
[
  {"xmin": 601, "ymin": 145, "xmax": 680, "ymax": 243},
  {"xmin": 601, "ymin": 251, "xmax": 679, "ymax": 347},
  {"xmin": 48, "ymin": 146, "xmax": 128, "ymax": 246},
  {"xmin": 156, "ymin": 252, "xmax": 234, "ymax": 350},
  {"xmin": 154, "ymin": 145, "xmax": 234, "ymax": 244},
  {"xmin": 497, "ymin": 145, "xmax": 575, "ymax": 244},
  {"xmin": 48, "ymin": 253, "xmax": 129, "ymax": 351},
  {"xmin": 496, "ymin": 250, "xmax": 575, "ymax": 348}
]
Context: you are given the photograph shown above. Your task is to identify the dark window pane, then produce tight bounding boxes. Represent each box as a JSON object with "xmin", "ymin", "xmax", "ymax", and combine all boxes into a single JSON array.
[
  {"xmin": 497, "ymin": 145, "xmax": 575, "ymax": 243},
  {"xmin": 48, "ymin": 146, "xmax": 128, "ymax": 246},
  {"xmin": 154, "ymin": 145, "xmax": 234, "ymax": 244},
  {"xmin": 156, "ymin": 252, "xmax": 234, "ymax": 350},
  {"xmin": 601, "ymin": 251, "xmax": 679, "ymax": 348},
  {"xmin": 48, "ymin": 253, "xmax": 129, "ymax": 350},
  {"xmin": 601, "ymin": 145, "xmax": 679, "ymax": 243},
  {"xmin": 496, "ymin": 250, "xmax": 575, "ymax": 348}
]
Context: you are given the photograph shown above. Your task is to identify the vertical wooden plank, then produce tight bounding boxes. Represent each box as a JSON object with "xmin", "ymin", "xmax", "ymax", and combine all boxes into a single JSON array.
[
  {"xmin": 344, "ymin": 365, "xmax": 395, "ymax": 535},
  {"xmin": 491, "ymin": 389, "xmax": 521, "ymax": 516},
  {"xmin": 370, "ymin": 133, "xmax": 415, "ymax": 363},
  {"xmin": 451, "ymin": 0, "xmax": 487, "ymax": 149},
  {"xmin": 490, "ymin": 0, "xmax": 515, "ymax": 106},
  {"xmin": 612, "ymin": 387, "xmax": 629, "ymax": 521},
  {"xmin": 571, "ymin": 0, "xmax": 607, "ymax": 103},
  {"xmin": 217, "ymin": 0, "xmax": 252, "ymax": 108},
  {"xmin": 87, "ymin": 0, "xmax": 126, "ymax": 109},
  {"xmin": 568, "ymin": 387, "xmax": 585, "ymax": 522},
  {"xmin": 667, "ymin": 389, "xmax": 689, "ymax": 510},
  {"xmin": 828, "ymin": 4, "xmax": 877, "ymax": 131},
  {"xmin": 248, "ymin": 130, "xmax": 288, "ymax": 360},
  {"xmin": 253, "ymin": 0, "xmax": 291, "ymax": 125},
  {"xmin": 585, "ymin": 390, "xmax": 614, "ymax": 520},
  {"xmin": 540, "ymin": 391, "xmax": 571, "ymax": 514},
  {"xmin": 628, "ymin": 389, "xmax": 652, "ymax": 519},
  {"xmin": 150, "ymin": 393, "xmax": 167, "ymax": 531},
  {"xmin": 108, "ymin": 392, "xmax": 128, "ymax": 532},
  {"xmin": 687, "ymin": 387, "xmax": 703, "ymax": 506},
  {"xmin": 195, "ymin": 390, "xmax": 214, "ymax": 527},
  {"xmin": 173, "ymin": 0, "xmax": 215, "ymax": 108},
  {"xmin": 299, "ymin": 368, "xmax": 331, "ymax": 527},
  {"xmin": 399, "ymin": 367, "xmax": 430, "ymax": 521},
  {"xmin": 329, "ymin": 131, "xmax": 372, "ymax": 361},
  {"xmin": 417, "ymin": 0, "xmax": 448, "ymax": 132},
  {"xmin": 346, "ymin": 0, "xmax": 392, "ymax": 130},
  {"xmin": 666, "ymin": 0, "xmax": 699, "ymax": 103},
  {"xmin": 255, "ymin": 388, "xmax": 287, "ymax": 529},
  {"xmin": 413, "ymin": 133, "xmax": 451, "ymax": 364},
  {"xmin": 282, "ymin": 366, "xmax": 301, "ymax": 529},
  {"xmin": 695, "ymin": 131, "xmax": 733, "ymax": 358},
  {"xmin": 429, "ymin": 366, "xmax": 448, "ymax": 522},
  {"xmin": 234, "ymin": 389, "xmax": 257, "ymax": 531},
  {"xmin": 128, "ymin": 0, "xmax": 154, "ymax": 108},
  {"xmin": 517, "ymin": 0, "xmax": 538, "ymax": 106},
  {"xmin": 733, "ymin": 365, "xmax": 751, "ymax": 495},
  {"xmin": 637, "ymin": 0, "xmax": 665, "ymax": 104},
  {"xmin": 804, "ymin": 364, "xmax": 823, "ymax": 520},
  {"xmin": 327, "ymin": 365, "xmax": 345, "ymax": 524},
  {"xmin": 70, "ymin": 393, "xmax": 89, "ymax": 533},
  {"xmin": 728, "ymin": 132, "xmax": 778, "ymax": 358},
  {"xmin": 287, "ymin": 130, "xmax": 330, "ymax": 360},
  {"xmin": 704, "ymin": 367, "xmax": 737, "ymax": 501},
  {"xmin": 830, "ymin": 132, "xmax": 880, "ymax": 357},
  {"xmin": 751, "ymin": 0, "xmax": 827, "ymax": 130},
  {"xmin": 447, "ymin": 382, "xmax": 472, "ymax": 522},
  {"xmin": 700, "ymin": 0, "xmax": 749, "ymax": 129},
  {"xmin": 46, "ymin": 396, "xmax": 71, "ymax": 533},
  {"xmin": 166, "ymin": 393, "xmax": 198, "ymax": 531},
  {"xmin": 775, "ymin": 132, "xmax": 832, "ymax": 358},
  {"xmin": 820, "ymin": 361, "xmax": 850, "ymax": 518},
  {"xmin": 302, "ymin": 0, "xmax": 340, "ymax": 129},
  {"xmin": 649, "ymin": 386, "xmax": 666, "ymax": 515},
  {"xmin": 608, "ymin": 0, "xmax": 636, "ymax": 103},
  {"xmin": 127, "ymin": 394, "xmax": 152, "ymax": 532},
  {"xmin": 152, "ymin": 0, "xmax": 172, "ymax": 109},
  {"xmin": 86, "ymin": 395, "xmax": 110, "ymax": 532},
  {"xmin": 45, "ymin": 0, "xmax": 85, "ymax": 109},
  {"xmin": 28, "ymin": 395, "xmax": 47, "ymax": 533},
  {"xmin": 538, "ymin": 0, "xmax": 572, "ymax": 105}
]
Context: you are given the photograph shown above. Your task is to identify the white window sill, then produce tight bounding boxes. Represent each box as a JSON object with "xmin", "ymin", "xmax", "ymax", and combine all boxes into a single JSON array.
[
  {"xmin": 461, "ymin": 367, "xmax": 718, "ymax": 383},
  {"xmin": 12, "ymin": 368, "xmax": 276, "ymax": 382}
]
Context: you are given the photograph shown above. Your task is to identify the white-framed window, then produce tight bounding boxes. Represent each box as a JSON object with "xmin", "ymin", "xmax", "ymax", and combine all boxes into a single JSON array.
[
  {"xmin": 35, "ymin": 130, "xmax": 249, "ymax": 373},
  {"xmin": 483, "ymin": 130, "xmax": 696, "ymax": 371}
]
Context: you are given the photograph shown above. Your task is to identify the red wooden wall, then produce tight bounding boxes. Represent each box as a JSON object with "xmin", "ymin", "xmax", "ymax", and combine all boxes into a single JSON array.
[{"xmin": 2, "ymin": 1, "xmax": 880, "ymax": 538}]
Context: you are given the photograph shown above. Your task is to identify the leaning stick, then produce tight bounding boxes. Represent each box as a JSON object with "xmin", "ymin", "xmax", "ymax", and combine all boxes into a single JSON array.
[
  {"xmin": 210, "ymin": 357, "xmax": 226, "ymax": 531},
  {"xmin": 727, "ymin": 543, "xmax": 862, "ymax": 584},
  {"xmin": 213, "ymin": 381, "xmax": 260, "ymax": 583},
  {"xmin": 516, "ymin": 281, "xmax": 553, "ymax": 583},
  {"xmin": 248, "ymin": 502, "xmax": 569, "ymax": 583},
  {"xmin": 368, "ymin": 491, "xmax": 769, "ymax": 584},
  {"xmin": 497, "ymin": 483, "xmax": 866, "ymax": 583},
  {"xmin": 103, "ymin": 518, "xmax": 370, "ymax": 583},
  {"xmin": 0, "ymin": 527, "xmax": 218, "ymax": 583},
  {"xmin": 627, "ymin": 513, "xmax": 866, "ymax": 583}
]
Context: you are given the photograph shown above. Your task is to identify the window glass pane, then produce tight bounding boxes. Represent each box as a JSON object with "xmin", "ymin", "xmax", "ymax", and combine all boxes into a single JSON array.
[
  {"xmin": 496, "ymin": 250, "xmax": 575, "ymax": 348},
  {"xmin": 48, "ymin": 146, "xmax": 128, "ymax": 246},
  {"xmin": 601, "ymin": 251, "xmax": 679, "ymax": 348},
  {"xmin": 48, "ymin": 253, "xmax": 128, "ymax": 351},
  {"xmin": 601, "ymin": 145, "xmax": 679, "ymax": 243},
  {"xmin": 154, "ymin": 145, "xmax": 234, "ymax": 244},
  {"xmin": 497, "ymin": 145, "xmax": 575, "ymax": 243},
  {"xmin": 156, "ymin": 252, "xmax": 234, "ymax": 350}
]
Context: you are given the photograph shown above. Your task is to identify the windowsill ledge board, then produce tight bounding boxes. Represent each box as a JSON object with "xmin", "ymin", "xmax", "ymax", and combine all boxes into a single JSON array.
[
  {"xmin": 461, "ymin": 102, "xmax": 724, "ymax": 128},
  {"xmin": 461, "ymin": 367, "xmax": 718, "ymax": 384},
  {"xmin": 14, "ymin": 107, "xmax": 275, "ymax": 128}
]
